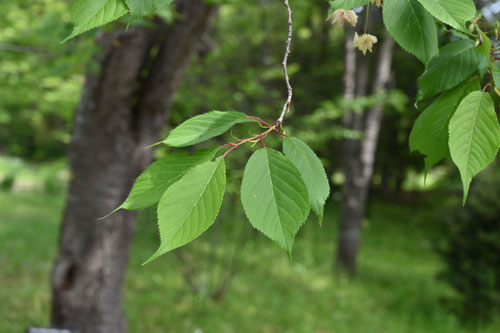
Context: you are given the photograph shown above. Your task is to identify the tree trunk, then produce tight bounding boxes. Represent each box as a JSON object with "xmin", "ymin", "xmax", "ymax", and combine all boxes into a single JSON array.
[
  {"xmin": 50, "ymin": 2, "xmax": 216, "ymax": 332},
  {"xmin": 336, "ymin": 34, "xmax": 394, "ymax": 276}
]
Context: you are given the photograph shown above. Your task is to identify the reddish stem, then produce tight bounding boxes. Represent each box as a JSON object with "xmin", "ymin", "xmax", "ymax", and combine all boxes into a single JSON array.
[
  {"xmin": 220, "ymin": 142, "xmax": 236, "ymax": 149},
  {"xmin": 247, "ymin": 116, "xmax": 273, "ymax": 128},
  {"xmin": 259, "ymin": 136, "xmax": 267, "ymax": 148},
  {"xmin": 273, "ymin": 128, "xmax": 289, "ymax": 137},
  {"xmin": 221, "ymin": 127, "xmax": 274, "ymax": 158},
  {"xmin": 222, "ymin": 144, "xmax": 241, "ymax": 158},
  {"xmin": 248, "ymin": 116, "xmax": 288, "ymax": 136}
]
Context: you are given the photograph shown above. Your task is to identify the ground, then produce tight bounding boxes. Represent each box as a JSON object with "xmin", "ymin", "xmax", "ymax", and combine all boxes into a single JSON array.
[{"xmin": 1, "ymin": 188, "xmax": 499, "ymax": 332}]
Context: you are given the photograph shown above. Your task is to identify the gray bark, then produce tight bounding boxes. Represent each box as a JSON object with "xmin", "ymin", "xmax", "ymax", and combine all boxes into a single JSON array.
[
  {"xmin": 336, "ymin": 33, "xmax": 395, "ymax": 276},
  {"xmin": 50, "ymin": 2, "xmax": 216, "ymax": 332}
]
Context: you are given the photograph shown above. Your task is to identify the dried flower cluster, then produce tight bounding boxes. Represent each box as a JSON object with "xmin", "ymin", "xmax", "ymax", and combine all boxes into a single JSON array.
[
  {"xmin": 353, "ymin": 32, "xmax": 378, "ymax": 55},
  {"xmin": 330, "ymin": 9, "xmax": 358, "ymax": 27},
  {"xmin": 329, "ymin": 2, "xmax": 382, "ymax": 55}
]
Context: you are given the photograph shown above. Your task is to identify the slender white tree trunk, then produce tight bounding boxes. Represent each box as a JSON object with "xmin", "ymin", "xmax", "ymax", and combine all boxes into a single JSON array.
[{"xmin": 336, "ymin": 33, "xmax": 395, "ymax": 276}]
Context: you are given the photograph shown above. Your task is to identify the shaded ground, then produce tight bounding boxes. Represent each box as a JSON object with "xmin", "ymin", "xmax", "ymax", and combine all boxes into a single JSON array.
[{"xmin": 0, "ymin": 189, "xmax": 498, "ymax": 332}]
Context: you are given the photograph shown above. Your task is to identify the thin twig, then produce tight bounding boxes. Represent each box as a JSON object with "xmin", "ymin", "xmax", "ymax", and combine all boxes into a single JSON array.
[
  {"xmin": 276, "ymin": 0, "xmax": 293, "ymax": 127},
  {"xmin": 259, "ymin": 136, "xmax": 267, "ymax": 148},
  {"xmin": 221, "ymin": 127, "xmax": 274, "ymax": 158},
  {"xmin": 247, "ymin": 116, "xmax": 288, "ymax": 137},
  {"xmin": 247, "ymin": 116, "xmax": 273, "ymax": 128},
  {"xmin": 364, "ymin": 3, "xmax": 370, "ymax": 34},
  {"xmin": 221, "ymin": 1, "xmax": 293, "ymax": 158}
]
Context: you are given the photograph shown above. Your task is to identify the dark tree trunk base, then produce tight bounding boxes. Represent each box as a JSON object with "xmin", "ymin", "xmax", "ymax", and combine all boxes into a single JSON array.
[{"xmin": 51, "ymin": 2, "xmax": 216, "ymax": 332}]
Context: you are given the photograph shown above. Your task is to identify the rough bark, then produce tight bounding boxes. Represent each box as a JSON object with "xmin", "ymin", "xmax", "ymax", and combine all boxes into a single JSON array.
[
  {"xmin": 50, "ymin": 2, "xmax": 216, "ymax": 332},
  {"xmin": 336, "ymin": 34, "xmax": 395, "ymax": 276}
]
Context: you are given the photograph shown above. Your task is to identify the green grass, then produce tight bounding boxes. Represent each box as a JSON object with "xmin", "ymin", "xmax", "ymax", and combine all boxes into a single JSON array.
[
  {"xmin": 0, "ymin": 189, "xmax": 499, "ymax": 332},
  {"xmin": 0, "ymin": 191, "xmax": 63, "ymax": 332}
]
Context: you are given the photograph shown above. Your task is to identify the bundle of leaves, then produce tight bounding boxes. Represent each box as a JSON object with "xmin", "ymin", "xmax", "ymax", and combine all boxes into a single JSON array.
[
  {"xmin": 329, "ymin": 0, "xmax": 500, "ymax": 203},
  {"xmin": 439, "ymin": 165, "xmax": 500, "ymax": 326},
  {"xmin": 106, "ymin": 111, "xmax": 330, "ymax": 262},
  {"xmin": 67, "ymin": 0, "xmax": 500, "ymax": 264}
]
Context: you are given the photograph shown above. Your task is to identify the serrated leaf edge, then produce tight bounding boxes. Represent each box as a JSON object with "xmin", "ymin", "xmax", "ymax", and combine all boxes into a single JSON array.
[{"xmin": 144, "ymin": 158, "xmax": 226, "ymax": 264}]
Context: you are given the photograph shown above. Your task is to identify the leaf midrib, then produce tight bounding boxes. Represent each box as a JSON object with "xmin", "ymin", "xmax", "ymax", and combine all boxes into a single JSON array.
[
  {"xmin": 422, "ymin": 0, "xmax": 462, "ymax": 27},
  {"xmin": 82, "ymin": 0, "xmax": 123, "ymax": 26},
  {"xmin": 404, "ymin": 0, "xmax": 430, "ymax": 60},
  {"xmin": 287, "ymin": 139, "xmax": 320, "ymax": 202},
  {"xmin": 263, "ymin": 150, "xmax": 288, "ymax": 248},
  {"xmin": 165, "ymin": 160, "xmax": 222, "ymax": 244},
  {"xmin": 427, "ymin": 42, "xmax": 474, "ymax": 74},
  {"xmin": 166, "ymin": 113, "xmax": 247, "ymax": 145},
  {"xmin": 463, "ymin": 92, "xmax": 484, "ymax": 179},
  {"xmin": 122, "ymin": 153, "xmax": 213, "ymax": 209},
  {"xmin": 427, "ymin": 80, "xmax": 475, "ymax": 165},
  {"xmin": 147, "ymin": 155, "xmax": 212, "ymax": 199}
]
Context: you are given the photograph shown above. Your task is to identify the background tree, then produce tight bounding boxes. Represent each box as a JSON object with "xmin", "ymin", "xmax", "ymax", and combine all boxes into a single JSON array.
[
  {"xmin": 336, "ymin": 19, "xmax": 395, "ymax": 274},
  {"xmin": 50, "ymin": 1, "xmax": 216, "ymax": 332}
]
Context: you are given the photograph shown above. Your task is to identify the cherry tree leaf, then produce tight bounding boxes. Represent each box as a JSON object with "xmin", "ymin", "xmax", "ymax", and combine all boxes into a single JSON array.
[
  {"xmin": 418, "ymin": 40, "xmax": 487, "ymax": 101},
  {"xmin": 283, "ymin": 137, "xmax": 330, "ymax": 225},
  {"xmin": 416, "ymin": 0, "xmax": 475, "ymax": 32},
  {"xmin": 492, "ymin": 62, "xmax": 500, "ymax": 88},
  {"xmin": 145, "ymin": 157, "xmax": 226, "ymax": 264},
  {"xmin": 477, "ymin": 29, "xmax": 492, "ymax": 58},
  {"xmin": 241, "ymin": 148, "xmax": 310, "ymax": 255},
  {"xmin": 125, "ymin": 0, "xmax": 173, "ymax": 17},
  {"xmin": 64, "ymin": 0, "xmax": 129, "ymax": 42},
  {"xmin": 449, "ymin": 91, "xmax": 500, "ymax": 204},
  {"xmin": 410, "ymin": 79, "xmax": 480, "ymax": 171},
  {"xmin": 383, "ymin": 0, "xmax": 438, "ymax": 64},
  {"xmin": 116, "ymin": 148, "xmax": 217, "ymax": 211},
  {"xmin": 163, "ymin": 111, "xmax": 255, "ymax": 147}
]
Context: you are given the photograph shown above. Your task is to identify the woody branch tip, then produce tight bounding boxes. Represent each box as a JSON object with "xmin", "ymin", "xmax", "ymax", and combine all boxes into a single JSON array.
[{"xmin": 276, "ymin": 0, "xmax": 293, "ymax": 127}]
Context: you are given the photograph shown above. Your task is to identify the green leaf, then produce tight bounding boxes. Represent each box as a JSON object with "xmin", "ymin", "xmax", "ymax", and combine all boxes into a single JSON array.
[
  {"xmin": 145, "ymin": 157, "xmax": 226, "ymax": 264},
  {"xmin": 117, "ymin": 148, "xmax": 216, "ymax": 211},
  {"xmin": 415, "ymin": 0, "xmax": 475, "ymax": 32},
  {"xmin": 163, "ymin": 111, "xmax": 254, "ymax": 147},
  {"xmin": 449, "ymin": 91, "xmax": 500, "ymax": 204},
  {"xmin": 478, "ymin": 57, "xmax": 492, "ymax": 80},
  {"xmin": 329, "ymin": 0, "xmax": 370, "ymax": 10},
  {"xmin": 383, "ymin": 0, "xmax": 438, "ymax": 64},
  {"xmin": 410, "ymin": 79, "xmax": 480, "ymax": 171},
  {"xmin": 283, "ymin": 137, "xmax": 330, "ymax": 225},
  {"xmin": 125, "ymin": 0, "xmax": 173, "ymax": 17},
  {"xmin": 64, "ymin": 0, "xmax": 129, "ymax": 42},
  {"xmin": 477, "ymin": 29, "xmax": 492, "ymax": 58},
  {"xmin": 492, "ymin": 63, "xmax": 500, "ymax": 88},
  {"xmin": 418, "ymin": 40, "xmax": 487, "ymax": 100},
  {"xmin": 241, "ymin": 148, "xmax": 310, "ymax": 254}
]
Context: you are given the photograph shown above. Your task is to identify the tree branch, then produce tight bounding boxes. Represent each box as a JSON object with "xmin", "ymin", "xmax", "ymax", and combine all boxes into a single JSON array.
[
  {"xmin": 276, "ymin": 0, "xmax": 293, "ymax": 127},
  {"xmin": 221, "ymin": 0, "xmax": 293, "ymax": 157}
]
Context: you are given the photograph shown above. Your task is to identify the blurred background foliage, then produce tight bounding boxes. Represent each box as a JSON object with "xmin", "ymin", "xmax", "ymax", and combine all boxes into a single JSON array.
[
  {"xmin": 0, "ymin": 0, "xmax": 499, "ymax": 332},
  {"xmin": 438, "ymin": 164, "xmax": 500, "ymax": 327},
  {"xmin": 0, "ymin": 0, "xmax": 98, "ymax": 161}
]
